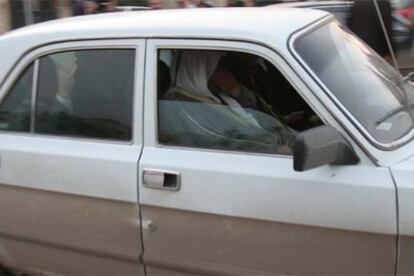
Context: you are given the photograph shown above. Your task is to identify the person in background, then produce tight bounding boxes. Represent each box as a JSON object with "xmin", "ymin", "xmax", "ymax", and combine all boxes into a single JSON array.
[
  {"xmin": 37, "ymin": 0, "xmax": 57, "ymax": 22},
  {"xmin": 253, "ymin": 0, "xmax": 281, "ymax": 7},
  {"xmin": 348, "ymin": 0, "xmax": 394, "ymax": 60},
  {"xmin": 72, "ymin": 0, "xmax": 98, "ymax": 15},
  {"xmin": 176, "ymin": 0, "xmax": 211, "ymax": 8},
  {"xmin": 73, "ymin": 0, "xmax": 117, "ymax": 15},
  {"xmin": 226, "ymin": 0, "xmax": 254, "ymax": 7},
  {"xmin": 148, "ymin": 0, "xmax": 163, "ymax": 9},
  {"xmin": 96, "ymin": 0, "xmax": 118, "ymax": 13}
]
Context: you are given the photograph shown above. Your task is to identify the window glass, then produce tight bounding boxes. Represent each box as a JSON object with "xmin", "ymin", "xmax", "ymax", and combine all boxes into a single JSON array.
[
  {"xmin": 0, "ymin": 64, "xmax": 34, "ymax": 132},
  {"xmin": 295, "ymin": 21, "xmax": 413, "ymax": 143},
  {"xmin": 157, "ymin": 49, "xmax": 322, "ymax": 155},
  {"xmin": 35, "ymin": 49, "xmax": 135, "ymax": 141}
]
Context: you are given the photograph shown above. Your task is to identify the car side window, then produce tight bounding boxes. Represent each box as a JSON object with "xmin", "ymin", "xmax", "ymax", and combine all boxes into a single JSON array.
[
  {"xmin": 157, "ymin": 49, "xmax": 323, "ymax": 155},
  {"xmin": 35, "ymin": 49, "xmax": 135, "ymax": 141},
  {"xmin": 0, "ymin": 64, "xmax": 34, "ymax": 132}
]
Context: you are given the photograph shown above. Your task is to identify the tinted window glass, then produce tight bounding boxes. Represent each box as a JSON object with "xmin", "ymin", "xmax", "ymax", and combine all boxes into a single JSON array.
[
  {"xmin": 157, "ymin": 49, "xmax": 322, "ymax": 155},
  {"xmin": 295, "ymin": 21, "xmax": 413, "ymax": 143},
  {"xmin": 0, "ymin": 64, "xmax": 34, "ymax": 132},
  {"xmin": 35, "ymin": 49, "xmax": 135, "ymax": 141}
]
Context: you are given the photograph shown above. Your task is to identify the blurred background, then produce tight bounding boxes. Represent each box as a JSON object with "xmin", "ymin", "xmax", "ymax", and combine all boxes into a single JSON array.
[
  {"xmin": 0, "ymin": 0, "xmax": 283, "ymax": 34},
  {"xmin": 0, "ymin": 0, "xmax": 413, "ymax": 71}
]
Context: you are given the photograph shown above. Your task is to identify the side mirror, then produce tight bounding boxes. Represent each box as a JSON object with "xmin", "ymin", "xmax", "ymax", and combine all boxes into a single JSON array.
[{"xmin": 293, "ymin": 125, "xmax": 360, "ymax": 172}]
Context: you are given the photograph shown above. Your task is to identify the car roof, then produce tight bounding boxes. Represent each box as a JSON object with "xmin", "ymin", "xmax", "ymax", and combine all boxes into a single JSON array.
[
  {"xmin": 0, "ymin": 7, "xmax": 328, "ymax": 83},
  {"xmin": 1, "ymin": 7, "xmax": 327, "ymax": 42}
]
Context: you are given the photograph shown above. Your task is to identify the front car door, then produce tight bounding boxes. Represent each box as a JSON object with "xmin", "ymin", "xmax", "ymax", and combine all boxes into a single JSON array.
[
  {"xmin": 0, "ymin": 40, "xmax": 145, "ymax": 275},
  {"xmin": 139, "ymin": 39, "xmax": 397, "ymax": 274}
]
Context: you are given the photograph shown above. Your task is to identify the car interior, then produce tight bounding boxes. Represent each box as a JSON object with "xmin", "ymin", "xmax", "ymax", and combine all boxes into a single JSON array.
[{"xmin": 157, "ymin": 49, "xmax": 323, "ymax": 154}]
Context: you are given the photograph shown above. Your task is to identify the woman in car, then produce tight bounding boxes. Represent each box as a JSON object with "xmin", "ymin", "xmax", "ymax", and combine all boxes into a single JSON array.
[{"xmin": 160, "ymin": 50, "xmax": 291, "ymax": 154}]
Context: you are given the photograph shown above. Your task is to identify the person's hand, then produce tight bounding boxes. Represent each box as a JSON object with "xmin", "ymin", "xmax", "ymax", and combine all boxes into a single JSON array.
[{"xmin": 210, "ymin": 68, "xmax": 240, "ymax": 97}]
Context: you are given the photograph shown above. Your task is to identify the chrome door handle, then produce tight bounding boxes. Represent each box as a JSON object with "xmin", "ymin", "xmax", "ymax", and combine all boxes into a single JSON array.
[{"xmin": 142, "ymin": 169, "xmax": 181, "ymax": 191}]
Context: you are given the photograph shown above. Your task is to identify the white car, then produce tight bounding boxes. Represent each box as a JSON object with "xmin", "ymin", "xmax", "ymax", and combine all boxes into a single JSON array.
[{"xmin": 0, "ymin": 7, "xmax": 412, "ymax": 275}]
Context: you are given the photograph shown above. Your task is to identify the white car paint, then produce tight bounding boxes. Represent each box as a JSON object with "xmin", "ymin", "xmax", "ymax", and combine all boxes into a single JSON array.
[
  {"xmin": 0, "ymin": 6, "xmax": 412, "ymax": 275},
  {"xmin": 391, "ymin": 157, "xmax": 414, "ymax": 236}
]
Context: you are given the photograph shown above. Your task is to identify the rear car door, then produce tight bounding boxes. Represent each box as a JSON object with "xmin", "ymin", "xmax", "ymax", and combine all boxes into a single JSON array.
[
  {"xmin": 0, "ymin": 40, "xmax": 145, "ymax": 275},
  {"xmin": 139, "ymin": 39, "xmax": 397, "ymax": 275}
]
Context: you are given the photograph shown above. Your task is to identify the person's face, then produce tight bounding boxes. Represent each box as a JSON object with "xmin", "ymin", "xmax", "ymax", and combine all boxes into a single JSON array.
[
  {"xmin": 106, "ymin": 0, "xmax": 117, "ymax": 11},
  {"xmin": 84, "ymin": 0, "xmax": 98, "ymax": 14}
]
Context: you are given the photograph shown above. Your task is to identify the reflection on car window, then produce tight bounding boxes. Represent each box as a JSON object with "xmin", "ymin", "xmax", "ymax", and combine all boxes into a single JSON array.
[
  {"xmin": 35, "ymin": 49, "xmax": 135, "ymax": 141},
  {"xmin": 295, "ymin": 21, "xmax": 413, "ymax": 143},
  {"xmin": 157, "ymin": 49, "xmax": 323, "ymax": 155},
  {"xmin": 0, "ymin": 64, "xmax": 34, "ymax": 132}
]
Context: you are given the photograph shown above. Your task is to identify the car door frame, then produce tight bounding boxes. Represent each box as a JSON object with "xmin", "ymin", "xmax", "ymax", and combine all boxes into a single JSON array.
[
  {"xmin": 143, "ymin": 38, "xmax": 368, "ymax": 157},
  {"xmin": 0, "ymin": 39, "xmax": 146, "ymax": 275}
]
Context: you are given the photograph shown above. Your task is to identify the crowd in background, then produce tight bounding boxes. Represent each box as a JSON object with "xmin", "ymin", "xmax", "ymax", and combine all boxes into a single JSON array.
[
  {"xmin": 70, "ymin": 0, "xmax": 399, "ymax": 62},
  {"xmin": 1, "ymin": 0, "xmax": 283, "ymax": 32},
  {"xmin": 73, "ymin": 0, "xmax": 279, "ymax": 14},
  {"xmin": 2, "ymin": 0, "xmax": 414, "ymax": 70}
]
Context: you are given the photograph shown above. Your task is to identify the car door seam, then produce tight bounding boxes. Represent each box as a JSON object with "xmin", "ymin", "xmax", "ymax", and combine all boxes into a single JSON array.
[
  {"xmin": 389, "ymin": 167, "xmax": 400, "ymax": 276},
  {"xmin": 137, "ymin": 38, "xmax": 148, "ymax": 276}
]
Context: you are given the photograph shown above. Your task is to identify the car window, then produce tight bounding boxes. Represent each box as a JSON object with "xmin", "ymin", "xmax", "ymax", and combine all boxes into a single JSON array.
[
  {"xmin": 295, "ymin": 21, "xmax": 413, "ymax": 143},
  {"xmin": 35, "ymin": 49, "xmax": 135, "ymax": 141},
  {"xmin": 0, "ymin": 64, "xmax": 34, "ymax": 132},
  {"xmin": 157, "ymin": 49, "xmax": 323, "ymax": 155}
]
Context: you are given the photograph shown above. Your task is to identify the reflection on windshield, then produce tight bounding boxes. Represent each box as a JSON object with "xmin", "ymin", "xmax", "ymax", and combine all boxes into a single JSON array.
[{"xmin": 295, "ymin": 21, "xmax": 414, "ymax": 144}]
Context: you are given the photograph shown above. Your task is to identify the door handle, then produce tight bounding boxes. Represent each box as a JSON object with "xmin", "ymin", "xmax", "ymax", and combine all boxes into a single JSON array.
[{"xmin": 142, "ymin": 169, "xmax": 181, "ymax": 191}]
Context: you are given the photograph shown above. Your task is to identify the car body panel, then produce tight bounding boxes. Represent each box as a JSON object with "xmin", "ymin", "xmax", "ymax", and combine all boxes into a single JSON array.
[
  {"xmin": 399, "ymin": 236, "xmax": 414, "ymax": 275},
  {"xmin": 0, "ymin": 185, "xmax": 142, "ymax": 275},
  {"xmin": 139, "ymin": 38, "xmax": 397, "ymax": 274},
  {"xmin": 0, "ymin": 135, "xmax": 144, "ymax": 275},
  {"xmin": 142, "ymin": 205, "xmax": 395, "ymax": 275},
  {"xmin": 139, "ymin": 140, "xmax": 397, "ymax": 274},
  {"xmin": 391, "ymin": 158, "xmax": 414, "ymax": 274}
]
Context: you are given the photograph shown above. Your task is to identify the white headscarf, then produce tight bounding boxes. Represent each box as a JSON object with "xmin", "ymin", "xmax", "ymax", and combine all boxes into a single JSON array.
[
  {"xmin": 175, "ymin": 50, "xmax": 261, "ymax": 127},
  {"xmin": 176, "ymin": 50, "xmax": 223, "ymax": 103}
]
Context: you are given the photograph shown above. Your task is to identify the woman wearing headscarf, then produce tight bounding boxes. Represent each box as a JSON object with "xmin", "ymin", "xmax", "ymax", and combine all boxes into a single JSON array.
[
  {"xmin": 160, "ymin": 50, "xmax": 290, "ymax": 154},
  {"xmin": 175, "ymin": 50, "xmax": 261, "ymax": 125}
]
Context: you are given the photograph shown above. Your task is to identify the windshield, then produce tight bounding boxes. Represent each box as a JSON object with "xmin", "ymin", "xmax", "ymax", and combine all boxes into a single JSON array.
[{"xmin": 294, "ymin": 20, "xmax": 414, "ymax": 144}]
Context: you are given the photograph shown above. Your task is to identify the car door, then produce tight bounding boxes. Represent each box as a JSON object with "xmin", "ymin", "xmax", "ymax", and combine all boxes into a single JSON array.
[
  {"xmin": 0, "ymin": 40, "xmax": 145, "ymax": 275},
  {"xmin": 139, "ymin": 39, "xmax": 397, "ymax": 275}
]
